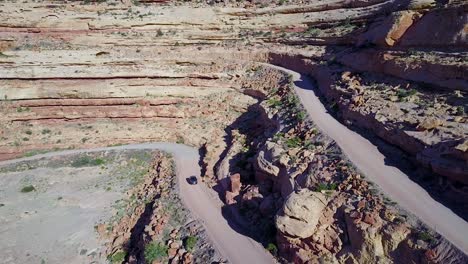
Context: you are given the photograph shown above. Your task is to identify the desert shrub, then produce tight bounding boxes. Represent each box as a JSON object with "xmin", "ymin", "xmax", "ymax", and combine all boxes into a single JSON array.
[
  {"xmin": 16, "ymin": 106, "xmax": 30, "ymax": 112},
  {"xmin": 144, "ymin": 242, "xmax": 168, "ymax": 263},
  {"xmin": 20, "ymin": 185, "xmax": 36, "ymax": 193},
  {"xmin": 267, "ymin": 98, "xmax": 282, "ymax": 108},
  {"xmin": 41, "ymin": 129, "xmax": 51, "ymax": 134},
  {"xmin": 418, "ymin": 231, "xmax": 435, "ymax": 243},
  {"xmin": 285, "ymin": 136, "xmax": 302, "ymax": 148},
  {"xmin": 266, "ymin": 243, "xmax": 278, "ymax": 256},
  {"xmin": 315, "ymin": 182, "xmax": 337, "ymax": 192},
  {"xmin": 273, "ymin": 132, "xmax": 284, "ymax": 142},
  {"xmin": 71, "ymin": 156, "xmax": 105, "ymax": 167},
  {"xmin": 108, "ymin": 251, "xmax": 126, "ymax": 264},
  {"xmin": 397, "ymin": 89, "xmax": 417, "ymax": 100},
  {"xmin": 184, "ymin": 236, "xmax": 197, "ymax": 252},
  {"xmin": 176, "ymin": 136, "xmax": 185, "ymax": 144},
  {"xmin": 297, "ymin": 110, "xmax": 307, "ymax": 121},
  {"xmin": 455, "ymin": 106, "xmax": 465, "ymax": 116}
]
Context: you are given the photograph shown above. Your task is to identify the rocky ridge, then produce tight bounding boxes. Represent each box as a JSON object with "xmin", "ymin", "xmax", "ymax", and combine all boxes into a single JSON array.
[{"xmin": 97, "ymin": 151, "xmax": 220, "ymax": 264}]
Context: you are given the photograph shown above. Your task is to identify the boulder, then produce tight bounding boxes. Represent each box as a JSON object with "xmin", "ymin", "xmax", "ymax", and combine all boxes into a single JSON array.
[
  {"xmin": 416, "ymin": 118, "xmax": 444, "ymax": 131},
  {"xmin": 359, "ymin": 11, "xmax": 422, "ymax": 47},
  {"xmin": 275, "ymin": 190, "xmax": 327, "ymax": 238}
]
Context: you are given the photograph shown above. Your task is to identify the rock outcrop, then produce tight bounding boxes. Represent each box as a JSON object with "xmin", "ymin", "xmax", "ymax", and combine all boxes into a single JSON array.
[{"xmin": 276, "ymin": 190, "xmax": 327, "ymax": 239}]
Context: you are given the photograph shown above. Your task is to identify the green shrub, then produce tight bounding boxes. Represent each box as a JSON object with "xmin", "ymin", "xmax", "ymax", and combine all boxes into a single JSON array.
[
  {"xmin": 267, "ymin": 98, "xmax": 282, "ymax": 108},
  {"xmin": 418, "ymin": 231, "xmax": 435, "ymax": 243},
  {"xmin": 20, "ymin": 185, "xmax": 36, "ymax": 193},
  {"xmin": 41, "ymin": 129, "xmax": 51, "ymax": 134},
  {"xmin": 287, "ymin": 94, "xmax": 299, "ymax": 107},
  {"xmin": 266, "ymin": 243, "xmax": 278, "ymax": 256},
  {"xmin": 184, "ymin": 236, "xmax": 197, "ymax": 252},
  {"xmin": 144, "ymin": 242, "xmax": 168, "ymax": 263},
  {"xmin": 285, "ymin": 137, "xmax": 302, "ymax": 148},
  {"xmin": 108, "ymin": 251, "xmax": 126, "ymax": 264},
  {"xmin": 297, "ymin": 110, "xmax": 307, "ymax": 121}
]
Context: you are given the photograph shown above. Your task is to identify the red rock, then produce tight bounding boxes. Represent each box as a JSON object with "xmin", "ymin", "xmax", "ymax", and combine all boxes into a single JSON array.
[
  {"xmin": 350, "ymin": 211, "xmax": 362, "ymax": 219},
  {"xmin": 357, "ymin": 200, "xmax": 366, "ymax": 210},
  {"xmin": 362, "ymin": 212, "xmax": 377, "ymax": 225},
  {"xmin": 155, "ymin": 223, "xmax": 164, "ymax": 234},
  {"xmin": 230, "ymin": 173, "xmax": 242, "ymax": 194},
  {"xmin": 424, "ymin": 249, "xmax": 437, "ymax": 261},
  {"xmin": 352, "ymin": 218, "xmax": 362, "ymax": 225}
]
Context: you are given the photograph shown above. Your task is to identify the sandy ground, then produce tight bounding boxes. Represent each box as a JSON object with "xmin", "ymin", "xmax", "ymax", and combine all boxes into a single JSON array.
[
  {"xmin": 0, "ymin": 143, "xmax": 275, "ymax": 264},
  {"xmin": 270, "ymin": 65, "xmax": 468, "ymax": 255},
  {"xmin": 0, "ymin": 163, "xmax": 124, "ymax": 264}
]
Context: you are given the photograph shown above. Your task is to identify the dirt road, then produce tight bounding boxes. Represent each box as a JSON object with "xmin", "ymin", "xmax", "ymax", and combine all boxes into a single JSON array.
[
  {"xmin": 272, "ymin": 65, "xmax": 468, "ymax": 254},
  {"xmin": 0, "ymin": 143, "xmax": 275, "ymax": 264}
]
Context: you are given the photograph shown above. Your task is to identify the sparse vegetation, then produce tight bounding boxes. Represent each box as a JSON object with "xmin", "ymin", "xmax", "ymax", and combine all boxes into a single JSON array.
[{"xmin": 71, "ymin": 156, "xmax": 105, "ymax": 167}]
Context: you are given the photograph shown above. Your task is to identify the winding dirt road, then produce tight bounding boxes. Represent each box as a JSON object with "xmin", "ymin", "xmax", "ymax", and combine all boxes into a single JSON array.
[
  {"xmin": 272, "ymin": 65, "xmax": 468, "ymax": 255},
  {"xmin": 0, "ymin": 143, "xmax": 275, "ymax": 264}
]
